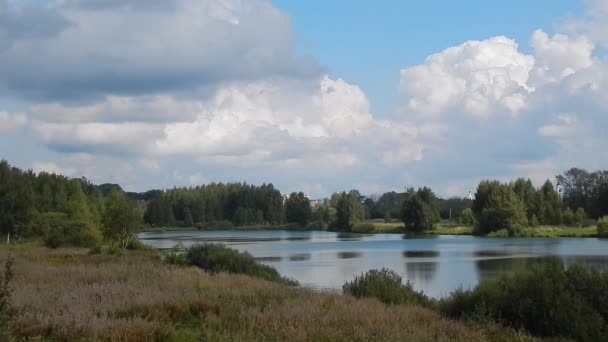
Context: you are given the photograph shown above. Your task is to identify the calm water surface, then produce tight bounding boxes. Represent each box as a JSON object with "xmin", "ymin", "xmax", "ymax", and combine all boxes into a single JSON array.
[{"xmin": 138, "ymin": 230, "xmax": 608, "ymax": 297}]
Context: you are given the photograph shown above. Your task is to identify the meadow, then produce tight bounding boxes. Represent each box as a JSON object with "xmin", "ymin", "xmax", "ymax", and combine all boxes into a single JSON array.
[{"xmin": 0, "ymin": 246, "xmax": 535, "ymax": 341}]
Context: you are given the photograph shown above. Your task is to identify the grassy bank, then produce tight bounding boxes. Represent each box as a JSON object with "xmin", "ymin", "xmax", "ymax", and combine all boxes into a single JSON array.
[
  {"xmin": 142, "ymin": 222, "xmax": 600, "ymax": 239},
  {"xmin": 0, "ymin": 246, "xmax": 533, "ymax": 341}
]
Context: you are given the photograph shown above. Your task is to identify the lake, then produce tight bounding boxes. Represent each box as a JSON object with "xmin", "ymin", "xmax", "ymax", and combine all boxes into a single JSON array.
[{"xmin": 138, "ymin": 230, "xmax": 608, "ymax": 297}]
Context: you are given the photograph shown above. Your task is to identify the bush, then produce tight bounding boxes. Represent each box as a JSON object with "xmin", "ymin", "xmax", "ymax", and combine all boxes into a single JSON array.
[
  {"xmin": 306, "ymin": 220, "xmax": 327, "ymax": 230},
  {"xmin": 186, "ymin": 244, "xmax": 298, "ymax": 286},
  {"xmin": 439, "ymin": 261, "xmax": 608, "ymax": 341},
  {"xmin": 486, "ymin": 229, "xmax": 509, "ymax": 238},
  {"xmin": 598, "ymin": 216, "xmax": 608, "ymax": 237},
  {"xmin": 351, "ymin": 222, "xmax": 375, "ymax": 233},
  {"xmin": 39, "ymin": 213, "xmax": 102, "ymax": 248},
  {"xmin": 343, "ymin": 268, "xmax": 430, "ymax": 306},
  {"xmin": 164, "ymin": 249, "xmax": 188, "ymax": 266},
  {"xmin": 125, "ymin": 239, "xmax": 149, "ymax": 251}
]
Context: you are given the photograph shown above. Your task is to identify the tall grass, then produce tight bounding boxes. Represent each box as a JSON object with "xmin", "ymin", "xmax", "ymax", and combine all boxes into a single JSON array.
[{"xmin": 0, "ymin": 247, "xmax": 512, "ymax": 341}]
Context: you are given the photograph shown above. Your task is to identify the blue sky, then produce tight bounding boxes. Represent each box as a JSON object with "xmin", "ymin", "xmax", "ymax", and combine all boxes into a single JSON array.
[
  {"xmin": 273, "ymin": 0, "xmax": 584, "ymax": 115},
  {"xmin": 0, "ymin": 0, "xmax": 606, "ymax": 197}
]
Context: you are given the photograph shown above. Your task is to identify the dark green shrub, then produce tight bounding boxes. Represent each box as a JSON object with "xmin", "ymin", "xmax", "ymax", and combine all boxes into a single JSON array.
[
  {"xmin": 343, "ymin": 268, "xmax": 430, "ymax": 306},
  {"xmin": 186, "ymin": 244, "xmax": 297, "ymax": 286},
  {"xmin": 439, "ymin": 261, "xmax": 608, "ymax": 341},
  {"xmin": 39, "ymin": 213, "xmax": 102, "ymax": 248},
  {"xmin": 125, "ymin": 239, "xmax": 149, "ymax": 251}
]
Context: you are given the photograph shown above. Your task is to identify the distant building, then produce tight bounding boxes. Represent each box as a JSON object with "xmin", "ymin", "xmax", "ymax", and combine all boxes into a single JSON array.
[{"xmin": 309, "ymin": 199, "xmax": 322, "ymax": 207}]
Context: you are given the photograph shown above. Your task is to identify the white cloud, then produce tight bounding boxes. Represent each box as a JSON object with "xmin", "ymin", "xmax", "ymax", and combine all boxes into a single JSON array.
[
  {"xmin": 28, "ymin": 75, "xmax": 426, "ymax": 171},
  {"xmin": 0, "ymin": 111, "xmax": 27, "ymax": 132},
  {"xmin": 399, "ymin": 36, "xmax": 535, "ymax": 118},
  {"xmin": 530, "ymin": 30, "xmax": 594, "ymax": 85},
  {"xmin": 31, "ymin": 161, "xmax": 75, "ymax": 177}
]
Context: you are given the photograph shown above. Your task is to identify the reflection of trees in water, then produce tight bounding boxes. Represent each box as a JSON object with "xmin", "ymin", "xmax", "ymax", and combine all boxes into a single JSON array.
[
  {"xmin": 289, "ymin": 253, "xmax": 311, "ymax": 261},
  {"xmin": 476, "ymin": 255, "xmax": 608, "ymax": 282},
  {"xmin": 562, "ymin": 256, "xmax": 608, "ymax": 272},
  {"xmin": 476, "ymin": 256, "xmax": 560, "ymax": 282},
  {"xmin": 336, "ymin": 233, "xmax": 364, "ymax": 241},
  {"xmin": 337, "ymin": 251, "xmax": 362, "ymax": 259},
  {"xmin": 405, "ymin": 261, "xmax": 438, "ymax": 283},
  {"xmin": 403, "ymin": 250, "xmax": 439, "ymax": 258}
]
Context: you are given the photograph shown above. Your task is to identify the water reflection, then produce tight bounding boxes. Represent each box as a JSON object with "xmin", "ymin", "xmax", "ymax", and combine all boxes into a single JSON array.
[
  {"xmin": 337, "ymin": 233, "xmax": 364, "ymax": 241},
  {"xmin": 475, "ymin": 256, "xmax": 562, "ymax": 281},
  {"xmin": 337, "ymin": 251, "xmax": 362, "ymax": 259},
  {"xmin": 255, "ymin": 256, "xmax": 282, "ymax": 262},
  {"xmin": 289, "ymin": 253, "xmax": 311, "ymax": 261},
  {"xmin": 403, "ymin": 250, "xmax": 439, "ymax": 258},
  {"xmin": 139, "ymin": 230, "xmax": 608, "ymax": 298},
  {"xmin": 474, "ymin": 250, "xmax": 512, "ymax": 258},
  {"xmin": 406, "ymin": 261, "xmax": 438, "ymax": 283}
]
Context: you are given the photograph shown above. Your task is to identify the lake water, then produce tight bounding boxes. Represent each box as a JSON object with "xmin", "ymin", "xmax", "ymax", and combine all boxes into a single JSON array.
[{"xmin": 138, "ymin": 230, "xmax": 608, "ymax": 297}]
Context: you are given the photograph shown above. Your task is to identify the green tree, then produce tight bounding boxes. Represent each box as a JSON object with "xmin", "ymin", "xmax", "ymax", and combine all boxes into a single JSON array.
[
  {"xmin": 458, "ymin": 208, "xmax": 477, "ymax": 226},
  {"xmin": 332, "ymin": 192, "xmax": 364, "ymax": 231},
  {"xmin": 472, "ymin": 180, "xmax": 527, "ymax": 235},
  {"xmin": 102, "ymin": 189, "xmax": 141, "ymax": 250},
  {"xmin": 285, "ymin": 192, "xmax": 312, "ymax": 226},
  {"xmin": 401, "ymin": 187, "xmax": 440, "ymax": 232}
]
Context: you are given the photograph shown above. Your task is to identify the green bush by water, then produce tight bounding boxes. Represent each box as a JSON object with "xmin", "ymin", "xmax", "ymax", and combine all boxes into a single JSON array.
[
  {"xmin": 186, "ymin": 244, "xmax": 298, "ymax": 286},
  {"xmin": 342, "ymin": 268, "xmax": 430, "ymax": 306},
  {"xmin": 439, "ymin": 261, "xmax": 608, "ymax": 341}
]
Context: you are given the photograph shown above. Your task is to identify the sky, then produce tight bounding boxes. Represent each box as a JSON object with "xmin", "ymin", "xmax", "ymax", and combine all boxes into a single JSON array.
[{"xmin": 0, "ymin": 0, "xmax": 607, "ymax": 198}]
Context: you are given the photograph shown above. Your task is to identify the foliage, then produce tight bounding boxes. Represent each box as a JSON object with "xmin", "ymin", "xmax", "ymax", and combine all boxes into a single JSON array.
[
  {"xmin": 186, "ymin": 244, "xmax": 297, "ymax": 286},
  {"xmin": 143, "ymin": 183, "xmax": 284, "ymax": 227},
  {"xmin": 284, "ymin": 192, "xmax": 312, "ymax": 226},
  {"xmin": 343, "ymin": 268, "xmax": 430, "ymax": 306},
  {"xmin": 438, "ymin": 197, "xmax": 473, "ymax": 220},
  {"xmin": 457, "ymin": 208, "xmax": 477, "ymax": 225},
  {"xmin": 102, "ymin": 188, "xmax": 141, "ymax": 250},
  {"xmin": 557, "ymin": 168, "xmax": 608, "ymax": 219},
  {"xmin": 439, "ymin": 261, "xmax": 608, "ymax": 341},
  {"xmin": 472, "ymin": 181, "xmax": 527, "ymax": 236},
  {"xmin": 401, "ymin": 187, "xmax": 440, "ymax": 232},
  {"xmin": 331, "ymin": 192, "xmax": 365, "ymax": 231},
  {"xmin": 6, "ymin": 250, "xmax": 512, "ymax": 341},
  {"xmin": 598, "ymin": 216, "xmax": 608, "ymax": 237}
]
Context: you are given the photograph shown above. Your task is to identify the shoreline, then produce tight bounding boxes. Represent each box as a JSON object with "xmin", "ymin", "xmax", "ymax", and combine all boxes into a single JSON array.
[{"xmin": 140, "ymin": 223, "xmax": 600, "ymax": 238}]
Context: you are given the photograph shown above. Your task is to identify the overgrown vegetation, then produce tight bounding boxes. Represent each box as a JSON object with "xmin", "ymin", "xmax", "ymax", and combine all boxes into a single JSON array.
[
  {"xmin": 0, "ymin": 255, "xmax": 14, "ymax": 341},
  {"xmin": 439, "ymin": 262, "xmax": 608, "ymax": 341},
  {"xmin": 1, "ymin": 248, "xmax": 513, "ymax": 341},
  {"xmin": 184, "ymin": 244, "xmax": 298, "ymax": 286},
  {"xmin": 344, "ymin": 262, "xmax": 608, "ymax": 342},
  {"xmin": 343, "ymin": 268, "xmax": 430, "ymax": 306}
]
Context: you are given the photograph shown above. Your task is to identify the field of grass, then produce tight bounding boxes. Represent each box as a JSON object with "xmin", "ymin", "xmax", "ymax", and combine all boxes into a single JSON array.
[{"xmin": 0, "ymin": 246, "xmax": 536, "ymax": 341}]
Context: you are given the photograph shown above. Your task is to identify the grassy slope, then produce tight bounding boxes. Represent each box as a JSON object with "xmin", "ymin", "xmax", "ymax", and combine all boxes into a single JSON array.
[{"xmin": 0, "ymin": 247, "xmax": 534, "ymax": 342}]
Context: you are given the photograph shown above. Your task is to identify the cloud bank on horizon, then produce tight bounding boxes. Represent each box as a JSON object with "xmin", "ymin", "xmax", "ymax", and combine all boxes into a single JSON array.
[{"xmin": 0, "ymin": 0, "xmax": 607, "ymax": 197}]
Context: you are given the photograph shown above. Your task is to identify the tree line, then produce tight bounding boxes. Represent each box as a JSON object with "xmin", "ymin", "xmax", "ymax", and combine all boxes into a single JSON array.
[{"xmin": 1, "ymin": 159, "xmax": 607, "ymax": 246}]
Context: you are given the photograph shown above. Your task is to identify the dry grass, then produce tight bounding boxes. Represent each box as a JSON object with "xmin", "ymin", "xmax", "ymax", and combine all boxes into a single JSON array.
[{"xmin": 0, "ymin": 247, "xmax": 532, "ymax": 341}]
